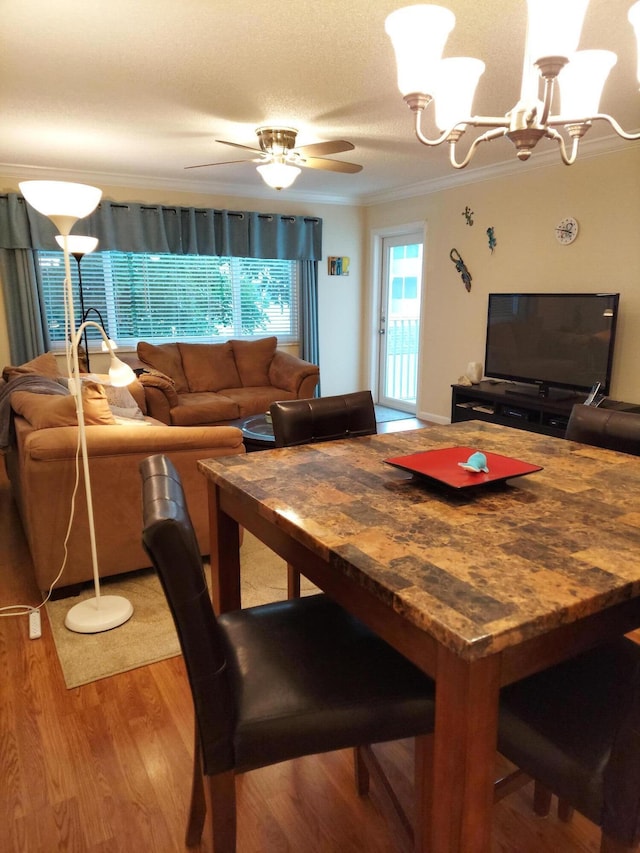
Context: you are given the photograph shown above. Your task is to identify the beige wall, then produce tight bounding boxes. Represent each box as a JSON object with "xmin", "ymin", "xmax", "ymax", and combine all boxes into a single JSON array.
[
  {"xmin": 364, "ymin": 146, "xmax": 640, "ymax": 422},
  {"xmin": 0, "ymin": 179, "xmax": 364, "ymax": 396}
]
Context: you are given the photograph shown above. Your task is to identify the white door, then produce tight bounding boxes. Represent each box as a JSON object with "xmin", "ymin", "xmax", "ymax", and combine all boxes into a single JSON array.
[{"xmin": 377, "ymin": 232, "xmax": 423, "ymax": 413}]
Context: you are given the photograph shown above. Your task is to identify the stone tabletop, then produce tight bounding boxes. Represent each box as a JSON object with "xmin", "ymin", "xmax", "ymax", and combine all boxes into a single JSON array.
[{"xmin": 199, "ymin": 421, "xmax": 640, "ymax": 660}]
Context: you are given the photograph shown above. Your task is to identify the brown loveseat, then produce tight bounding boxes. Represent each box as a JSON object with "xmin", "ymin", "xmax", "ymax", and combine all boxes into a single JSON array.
[
  {"xmin": 2, "ymin": 353, "xmax": 245, "ymax": 593},
  {"xmin": 136, "ymin": 336, "xmax": 319, "ymax": 426}
]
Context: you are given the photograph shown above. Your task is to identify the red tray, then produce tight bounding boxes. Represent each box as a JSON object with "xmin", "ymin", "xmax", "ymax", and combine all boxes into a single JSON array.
[{"xmin": 384, "ymin": 446, "xmax": 543, "ymax": 490}]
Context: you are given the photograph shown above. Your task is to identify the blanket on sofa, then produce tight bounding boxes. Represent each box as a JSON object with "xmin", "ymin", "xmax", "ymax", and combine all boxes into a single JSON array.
[{"xmin": 0, "ymin": 375, "xmax": 69, "ymax": 448}]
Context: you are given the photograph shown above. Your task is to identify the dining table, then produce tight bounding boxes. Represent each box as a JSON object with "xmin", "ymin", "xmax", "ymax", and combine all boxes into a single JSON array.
[{"xmin": 198, "ymin": 420, "xmax": 640, "ymax": 853}]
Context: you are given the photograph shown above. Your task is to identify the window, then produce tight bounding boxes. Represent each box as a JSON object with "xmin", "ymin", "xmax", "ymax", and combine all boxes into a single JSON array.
[{"xmin": 37, "ymin": 250, "xmax": 298, "ymax": 348}]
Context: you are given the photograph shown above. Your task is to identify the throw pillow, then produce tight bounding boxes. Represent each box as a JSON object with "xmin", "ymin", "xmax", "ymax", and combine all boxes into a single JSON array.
[
  {"xmin": 179, "ymin": 342, "xmax": 241, "ymax": 392},
  {"xmin": 11, "ymin": 381, "xmax": 116, "ymax": 429},
  {"xmin": 231, "ymin": 337, "xmax": 277, "ymax": 387},
  {"xmin": 78, "ymin": 374, "xmax": 145, "ymax": 420},
  {"xmin": 137, "ymin": 342, "xmax": 189, "ymax": 392},
  {"xmin": 2, "ymin": 351, "xmax": 59, "ymax": 383}
]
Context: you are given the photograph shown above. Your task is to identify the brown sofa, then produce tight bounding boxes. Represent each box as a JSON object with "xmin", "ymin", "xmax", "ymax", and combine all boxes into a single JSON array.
[
  {"xmin": 136, "ymin": 336, "xmax": 319, "ymax": 426},
  {"xmin": 2, "ymin": 354, "xmax": 245, "ymax": 592}
]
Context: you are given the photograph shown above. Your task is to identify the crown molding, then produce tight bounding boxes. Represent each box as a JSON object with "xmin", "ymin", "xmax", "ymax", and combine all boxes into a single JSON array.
[
  {"xmin": 0, "ymin": 162, "xmax": 357, "ymax": 207},
  {"xmin": 2, "ymin": 132, "xmax": 636, "ymax": 209},
  {"xmin": 357, "ymin": 133, "xmax": 637, "ymax": 206}
]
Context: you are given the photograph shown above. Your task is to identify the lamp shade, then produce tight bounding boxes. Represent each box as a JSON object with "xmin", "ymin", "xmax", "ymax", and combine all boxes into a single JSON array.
[
  {"xmin": 433, "ymin": 57, "xmax": 485, "ymax": 130},
  {"xmin": 558, "ymin": 50, "xmax": 617, "ymax": 117},
  {"xmin": 629, "ymin": 1, "xmax": 640, "ymax": 83},
  {"xmin": 385, "ymin": 4, "xmax": 456, "ymax": 96},
  {"xmin": 55, "ymin": 234, "xmax": 99, "ymax": 256},
  {"xmin": 525, "ymin": 0, "xmax": 589, "ymax": 62},
  {"xmin": 19, "ymin": 180, "xmax": 102, "ymax": 235},
  {"xmin": 256, "ymin": 162, "xmax": 301, "ymax": 190}
]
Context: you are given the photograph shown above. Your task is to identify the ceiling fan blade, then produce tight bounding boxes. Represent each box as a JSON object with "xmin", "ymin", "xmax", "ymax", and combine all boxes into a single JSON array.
[
  {"xmin": 215, "ymin": 138, "xmax": 263, "ymax": 153},
  {"xmin": 296, "ymin": 140, "xmax": 355, "ymax": 157},
  {"xmin": 184, "ymin": 157, "xmax": 255, "ymax": 170},
  {"xmin": 301, "ymin": 156, "xmax": 363, "ymax": 174}
]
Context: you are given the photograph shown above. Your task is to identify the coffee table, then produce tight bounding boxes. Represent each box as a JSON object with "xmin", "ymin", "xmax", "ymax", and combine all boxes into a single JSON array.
[{"xmin": 240, "ymin": 413, "xmax": 275, "ymax": 451}]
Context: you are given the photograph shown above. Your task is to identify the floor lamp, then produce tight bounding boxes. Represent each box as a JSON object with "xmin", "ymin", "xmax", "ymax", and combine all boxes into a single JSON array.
[
  {"xmin": 20, "ymin": 180, "xmax": 134, "ymax": 633},
  {"xmin": 54, "ymin": 234, "xmax": 98, "ymax": 372}
]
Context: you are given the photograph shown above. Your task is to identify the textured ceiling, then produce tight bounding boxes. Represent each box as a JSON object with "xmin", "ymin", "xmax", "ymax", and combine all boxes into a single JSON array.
[{"xmin": 1, "ymin": 0, "xmax": 639, "ymax": 203}]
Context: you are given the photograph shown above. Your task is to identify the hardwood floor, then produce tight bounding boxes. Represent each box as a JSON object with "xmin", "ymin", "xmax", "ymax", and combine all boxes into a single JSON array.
[{"xmin": 0, "ymin": 460, "xmax": 612, "ymax": 852}]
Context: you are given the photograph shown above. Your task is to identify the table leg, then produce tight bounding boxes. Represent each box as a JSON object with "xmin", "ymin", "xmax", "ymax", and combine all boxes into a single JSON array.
[
  {"xmin": 424, "ymin": 647, "xmax": 501, "ymax": 853},
  {"xmin": 207, "ymin": 481, "xmax": 241, "ymax": 614}
]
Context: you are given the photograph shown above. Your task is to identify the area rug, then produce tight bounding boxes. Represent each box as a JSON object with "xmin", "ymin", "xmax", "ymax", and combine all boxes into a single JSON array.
[{"xmin": 46, "ymin": 533, "xmax": 317, "ymax": 689}]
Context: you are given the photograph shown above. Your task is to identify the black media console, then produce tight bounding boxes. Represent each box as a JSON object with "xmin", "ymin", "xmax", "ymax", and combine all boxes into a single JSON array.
[{"xmin": 451, "ymin": 381, "xmax": 640, "ymax": 439}]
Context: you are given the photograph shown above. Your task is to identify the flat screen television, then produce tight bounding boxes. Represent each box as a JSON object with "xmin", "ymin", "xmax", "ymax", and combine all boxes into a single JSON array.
[{"xmin": 484, "ymin": 292, "xmax": 619, "ymax": 398}]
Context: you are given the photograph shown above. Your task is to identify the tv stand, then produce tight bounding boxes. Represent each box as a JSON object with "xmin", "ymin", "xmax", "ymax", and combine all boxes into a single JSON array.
[
  {"xmin": 504, "ymin": 384, "xmax": 576, "ymax": 402},
  {"xmin": 451, "ymin": 381, "xmax": 640, "ymax": 438}
]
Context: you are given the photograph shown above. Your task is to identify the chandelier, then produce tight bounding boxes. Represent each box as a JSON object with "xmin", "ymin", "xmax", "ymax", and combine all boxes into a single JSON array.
[{"xmin": 385, "ymin": 1, "xmax": 640, "ymax": 168}]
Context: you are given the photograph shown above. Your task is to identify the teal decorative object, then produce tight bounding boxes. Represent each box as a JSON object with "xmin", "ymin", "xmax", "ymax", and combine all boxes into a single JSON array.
[
  {"xmin": 462, "ymin": 206, "xmax": 474, "ymax": 226},
  {"xmin": 487, "ymin": 226, "xmax": 497, "ymax": 253},
  {"xmin": 458, "ymin": 451, "xmax": 489, "ymax": 473},
  {"xmin": 449, "ymin": 248, "xmax": 472, "ymax": 292}
]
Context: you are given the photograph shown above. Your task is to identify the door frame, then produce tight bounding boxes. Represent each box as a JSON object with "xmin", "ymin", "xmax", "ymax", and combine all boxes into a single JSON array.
[{"xmin": 367, "ymin": 221, "xmax": 426, "ymax": 409}]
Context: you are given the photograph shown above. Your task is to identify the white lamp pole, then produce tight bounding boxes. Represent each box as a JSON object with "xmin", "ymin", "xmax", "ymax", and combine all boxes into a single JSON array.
[{"xmin": 20, "ymin": 180, "xmax": 134, "ymax": 634}]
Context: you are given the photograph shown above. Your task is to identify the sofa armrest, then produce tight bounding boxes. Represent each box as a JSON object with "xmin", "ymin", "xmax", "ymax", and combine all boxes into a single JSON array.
[
  {"xmin": 138, "ymin": 372, "xmax": 179, "ymax": 423},
  {"xmin": 25, "ymin": 423, "xmax": 244, "ymax": 460},
  {"xmin": 269, "ymin": 350, "xmax": 319, "ymax": 397}
]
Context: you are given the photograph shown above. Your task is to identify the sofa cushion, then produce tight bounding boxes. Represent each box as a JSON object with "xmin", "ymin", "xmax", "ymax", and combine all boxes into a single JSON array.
[
  {"xmin": 11, "ymin": 381, "xmax": 116, "ymax": 429},
  {"xmin": 179, "ymin": 342, "xmax": 242, "ymax": 393},
  {"xmin": 137, "ymin": 342, "xmax": 189, "ymax": 393},
  {"xmin": 221, "ymin": 386, "xmax": 296, "ymax": 418},
  {"xmin": 3, "ymin": 351, "xmax": 59, "ymax": 383},
  {"xmin": 171, "ymin": 392, "xmax": 240, "ymax": 426},
  {"xmin": 231, "ymin": 337, "xmax": 277, "ymax": 387}
]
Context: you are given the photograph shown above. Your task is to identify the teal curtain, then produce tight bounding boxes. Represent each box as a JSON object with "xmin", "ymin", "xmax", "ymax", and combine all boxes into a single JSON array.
[
  {"xmin": 0, "ymin": 193, "xmax": 321, "ymax": 363},
  {"xmin": 12, "ymin": 197, "xmax": 323, "ymax": 260},
  {"xmin": 299, "ymin": 260, "xmax": 320, "ymax": 393}
]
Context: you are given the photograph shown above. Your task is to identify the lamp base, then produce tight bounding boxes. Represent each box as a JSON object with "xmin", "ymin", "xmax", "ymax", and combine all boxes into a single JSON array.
[{"xmin": 65, "ymin": 594, "xmax": 133, "ymax": 634}]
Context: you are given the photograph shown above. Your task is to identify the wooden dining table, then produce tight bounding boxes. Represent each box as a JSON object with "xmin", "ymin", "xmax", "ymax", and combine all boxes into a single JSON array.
[{"xmin": 198, "ymin": 420, "xmax": 640, "ymax": 852}]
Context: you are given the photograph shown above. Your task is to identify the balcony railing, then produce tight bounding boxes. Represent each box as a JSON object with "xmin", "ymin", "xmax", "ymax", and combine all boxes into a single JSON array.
[{"xmin": 384, "ymin": 318, "xmax": 419, "ymax": 404}]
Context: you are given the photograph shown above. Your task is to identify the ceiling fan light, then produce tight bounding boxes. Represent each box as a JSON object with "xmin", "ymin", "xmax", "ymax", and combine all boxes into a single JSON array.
[
  {"xmin": 525, "ymin": 0, "xmax": 589, "ymax": 64},
  {"xmin": 257, "ymin": 162, "xmax": 301, "ymax": 190},
  {"xmin": 558, "ymin": 50, "xmax": 617, "ymax": 117},
  {"xmin": 433, "ymin": 57, "xmax": 485, "ymax": 130},
  {"xmin": 385, "ymin": 4, "xmax": 456, "ymax": 96}
]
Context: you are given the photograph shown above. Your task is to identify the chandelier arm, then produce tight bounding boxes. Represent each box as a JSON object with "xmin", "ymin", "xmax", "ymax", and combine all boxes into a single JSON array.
[
  {"xmin": 544, "ymin": 127, "xmax": 581, "ymax": 166},
  {"xmin": 414, "ymin": 109, "xmax": 458, "ymax": 147},
  {"xmin": 414, "ymin": 109, "xmax": 507, "ymax": 148},
  {"xmin": 449, "ymin": 127, "xmax": 508, "ymax": 169},
  {"xmin": 539, "ymin": 76, "xmax": 556, "ymax": 126},
  {"xmin": 578, "ymin": 114, "xmax": 640, "ymax": 141}
]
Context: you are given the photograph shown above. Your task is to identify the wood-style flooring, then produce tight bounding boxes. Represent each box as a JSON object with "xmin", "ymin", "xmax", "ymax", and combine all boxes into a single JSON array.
[{"xmin": 0, "ymin": 460, "xmax": 615, "ymax": 852}]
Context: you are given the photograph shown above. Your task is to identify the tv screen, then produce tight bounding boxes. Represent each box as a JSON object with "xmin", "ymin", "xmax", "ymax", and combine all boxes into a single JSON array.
[{"xmin": 484, "ymin": 293, "xmax": 619, "ymax": 396}]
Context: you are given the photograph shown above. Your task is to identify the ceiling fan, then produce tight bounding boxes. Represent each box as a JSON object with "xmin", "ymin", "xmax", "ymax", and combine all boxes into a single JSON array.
[{"xmin": 185, "ymin": 126, "xmax": 363, "ymax": 189}]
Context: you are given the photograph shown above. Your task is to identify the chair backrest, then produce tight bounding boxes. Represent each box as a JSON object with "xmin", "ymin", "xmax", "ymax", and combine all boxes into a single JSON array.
[
  {"xmin": 270, "ymin": 390, "xmax": 377, "ymax": 448},
  {"xmin": 140, "ymin": 453, "xmax": 236, "ymax": 775},
  {"xmin": 565, "ymin": 404, "xmax": 640, "ymax": 456}
]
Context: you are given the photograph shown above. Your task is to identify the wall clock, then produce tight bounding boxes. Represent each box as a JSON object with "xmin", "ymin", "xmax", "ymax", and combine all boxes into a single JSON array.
[{"xmin": 555, "ymin": 217, "xmax": 579, "ymax": 245}]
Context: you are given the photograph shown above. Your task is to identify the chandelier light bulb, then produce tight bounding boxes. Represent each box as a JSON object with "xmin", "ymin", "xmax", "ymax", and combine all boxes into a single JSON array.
[
  {"xmin": 385, "ymin": 4, "xmax": 455, "ymax": 96},
  {"xmin": 558, "ymin": 50, "xmax": 617, "ymax": 118}
]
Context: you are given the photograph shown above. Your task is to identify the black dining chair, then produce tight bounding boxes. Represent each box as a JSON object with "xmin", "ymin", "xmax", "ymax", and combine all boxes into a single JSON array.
[
  {"xmin": 269, "ymin": 389, "xmax": 377, "ymax": 448},
  {"xmin": 565, "ymin": 404, "xmax": 640, "ymax": 456},
  {"xmin": 140, "ymin": 453, "xmax": 436, "ymax": 852},
  {"xmin": 269, "ymin": 390, "xmax": 377, "ymax": 596},
  {"xmin": 498, "ymin": 637, "xmax": 640, "ymax": 853}
]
